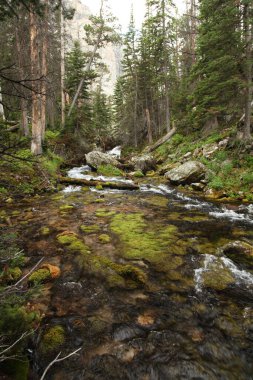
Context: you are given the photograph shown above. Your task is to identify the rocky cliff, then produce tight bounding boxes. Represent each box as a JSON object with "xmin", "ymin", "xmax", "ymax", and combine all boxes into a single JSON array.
[{"xmin": 66, "ymin": 0, "xmax": 122, "ymax": 95}]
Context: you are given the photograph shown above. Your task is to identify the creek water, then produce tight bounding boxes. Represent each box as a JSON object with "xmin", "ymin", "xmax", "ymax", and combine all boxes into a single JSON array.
[{"xmin": 1, "ymin": 164, "xmax": 253, "ymax": 379}]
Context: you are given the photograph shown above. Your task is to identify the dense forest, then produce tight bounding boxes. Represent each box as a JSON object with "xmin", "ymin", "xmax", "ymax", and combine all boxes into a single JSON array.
[{"xmin": 0, "ymin": 0, "xmax": 253, "ymax": 379}]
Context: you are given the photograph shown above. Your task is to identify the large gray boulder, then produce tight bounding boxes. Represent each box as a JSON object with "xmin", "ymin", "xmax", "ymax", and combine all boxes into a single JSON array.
[
  {"xmin": 132, "ymin": 154, "xmax": 156, "ymax": 174},
  {"xmin": 85, "ymin": 151, "xmax": 119, "ymax": 170},
  {"xmin": 165, "ymin": 161, "xmax": 206, "ymax": 185}
]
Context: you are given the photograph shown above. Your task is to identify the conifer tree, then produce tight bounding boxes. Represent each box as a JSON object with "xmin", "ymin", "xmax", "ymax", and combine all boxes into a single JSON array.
[{"xmin": 191, "ymin": 0, "xmax": 242, "ymax": 127}]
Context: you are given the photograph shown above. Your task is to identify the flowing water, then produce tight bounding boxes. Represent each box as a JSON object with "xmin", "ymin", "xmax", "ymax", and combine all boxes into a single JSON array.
[{"xmin": 1, "ymin": 164, "xmax": 253, "ymax": 379}]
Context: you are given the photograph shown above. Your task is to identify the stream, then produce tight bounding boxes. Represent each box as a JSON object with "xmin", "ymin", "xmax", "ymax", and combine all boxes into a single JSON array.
[{"xmin": 1, "ymin": 160, "xmax": 253, "ymax": 379}]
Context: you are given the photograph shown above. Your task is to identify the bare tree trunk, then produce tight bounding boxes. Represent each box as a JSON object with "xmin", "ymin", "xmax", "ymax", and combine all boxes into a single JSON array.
[
  {"xmin": 0, "ymin": 83, "xmax": 5, "ymax": 121},
  {"xmin": 162, "ymin": 0, "xmax": 170, "ymax": 133},
  {"xmin": 30, "ymin": 8, "xmax": 42, "ymax": 155},
  {"xmin": 133, "ymin": 72, "xmax": 138, "ymax": 147},
  {"xmin": 243, "ymin": 2, "xmax": 252, "ymax": 141},
  {"xmin": 15, "ymin": 22, "xmax": 29, "ymax": 136},
  {"xmin": 60, "ymin": 0, "xmax": 66, "ymax": 128},
  {"xmin": 146, "ymin": 108, "xmax": 153, "ymax": 144},
  {"xmin": 146, "ymin": 125, "xmax": 176, "ymax": 153},
  {"xmin": 41, "ymin": 0, "xmax": 48, "ymax": 141}
]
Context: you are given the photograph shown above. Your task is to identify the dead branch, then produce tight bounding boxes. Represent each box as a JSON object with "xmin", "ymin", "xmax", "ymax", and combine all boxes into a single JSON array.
[
  {"xmin": 58, "ymin": 176, "xmax": 139, "ymax": 190},
  {"xmin": 40, "ymin": 348, "xmax": 82, "ymax": 380}
]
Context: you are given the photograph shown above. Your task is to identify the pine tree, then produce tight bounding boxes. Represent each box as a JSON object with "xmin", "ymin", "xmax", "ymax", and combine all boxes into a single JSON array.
[{"xmin": 191, "ymin": 0, "xmax": 242, "ymax": 127}]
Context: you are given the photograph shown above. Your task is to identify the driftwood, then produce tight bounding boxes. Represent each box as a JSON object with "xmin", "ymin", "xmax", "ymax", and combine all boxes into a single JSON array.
[
  {"xmin": 146, "ymin": 127, "xmax": 176, "ymax": 153},
  {"xmin": 58, "ymin": 176, "xmax": 139, "ymax": 190}
]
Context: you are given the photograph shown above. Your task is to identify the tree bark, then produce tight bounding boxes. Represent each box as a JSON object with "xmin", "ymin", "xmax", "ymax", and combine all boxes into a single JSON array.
[
  {"xmin": 243, "ymin": 1, "xmax": 252, "ymax": 141},
  {"xmin": 60, "ymin": 0, "xmax": 66, "ymax": 127},
  {"xmin": 146, "ymin": 108, "xmax": 153, "ymax": 144},
  {"xmin": 30, "ymin": 8, "xmax": 42, "ymax": 155},
  {"xmin": 58, "ymin": 176, "xmax": 139, "ymax": 190},
  {"xmin": 0, "ymin": 83, "xmax": 5, "ymax": 121},
  {"xmin": 41, "ymin": 0, "xmax": 49, "ymax": 141},
  {"xmin": 15, "ymin": 22, "xmax": 29, "ymax": 136}
]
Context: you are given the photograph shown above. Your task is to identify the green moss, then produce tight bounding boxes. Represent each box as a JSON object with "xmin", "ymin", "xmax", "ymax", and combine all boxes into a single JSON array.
[
  {"xmin": 98, "ymin": 234, "xmax": 111, "ymax": 244},
  {"xmin": 80, "ymin": 225, "xmax": 100, "ymax": 234},
  {"xmin": 96, "ymin": 185, "xmax": 103, "ymax": 190},
  {"xmin": 8, "ymin": 267, "xmax": 22, "ymax": 281},
  {"xmin": 96, "ymin": 209, "xmax": 116, "ymax": 217},
  {"xmin": 110, "ymin": 213, "xmax": 183, "ymax": 272},
  {"xmin": 97, "ymin": 164, "xmax": 123, "ymax": 177},
  {"xmin": 57, "ymin": 232, "xmax": 147, "ymax": 288},
  {"xmin": 133, "ymin": 170, "xmax": 144, "ymax": 178},
  {"xmin": 59, "ymin": 204, "xmax": 74, "ymax": 211},
  {"xmin": 40, "ymin": 226, "xmax": 50, "ymax": 236},
  {"xmin": 202, "ymin": 258, "xmax": 235, "ymax": 290},
  {"xmin": 40, "ymin": 325, "xmax": 65, "ymax": 353},
  {"xmin": 28, "ymin": 268, "xmax": 51, "ymax": 284},
  {"xmin": 57, "ymin": 232, "xmax": 91, "ymax": 255}
]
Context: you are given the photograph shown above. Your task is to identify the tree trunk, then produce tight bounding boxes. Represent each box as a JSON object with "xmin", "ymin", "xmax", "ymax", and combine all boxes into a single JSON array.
[
  {"xmin": 41, "ymin": 0, "xmax": 48, "ymax": 141},
  {"xmin": 15, "ymin": 21, "xmax": 29, "ymax": 136},
  {"xmin": 60, "ymin": 0, "xmax": 66, "ymax": 128},
  {"xmin": 30, "ymin": 8, "xmax": 42, "ymax": 155},
  {"xmin": 58, "ymin": 176, "xmax": 139, "ymax": 190},
  {"xmin": 146, "ymin": 125, "xmax": 176, "ymax": 153},
  {"xmin": 162, "ymin": 0, "xmax": 171, "ymax": 133},
  {"xmin": 243, "ymin": 2, "xmax": 252, "ymax": 141},
  {"xmin": 146, "ymin": 108, "xmax": 153, "ymax": 144},
  {"xmin": 0, "ymin": 83, "xmax": 5, "ymax": 121}
]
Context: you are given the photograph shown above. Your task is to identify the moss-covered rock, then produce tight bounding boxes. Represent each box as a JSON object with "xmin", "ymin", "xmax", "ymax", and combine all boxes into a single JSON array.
[
  {"xmin": 96, "ymin": 185, "xmax": 104, "ymax": 190},
  {"xmin": 59, "ymin": 204, "xmax": 74, "ymax": 212},
  {"xmin": 96, "ymin": 209, "xmax": 116, "ymax": 217},
  {"xmin": 202, "ymin": 258, "xmax": 235, "ymax": 290},
  {"xmin": 221, "ymin": 241, "xmax": 253, "ymax": 270},
  {"xmin": 110, "ymin": 213, "xmax": 184, "ymax": 273},
  {"xmin": 80, "ymin": 224, "xmax": 100, "ymax": 234},
  {"xmin": 40, "ymin": 226, "xmax": 50, "ymax": 236},
  {"xmin": 40, "ymin": 325, "xmax": 65, "ymax": 353},
  {"xmin": 133, "ymin": 170, "xmax": 144, "ymax": 178},
  {"xmin": 98, "ymin": 234, "xmax": 111, "ymax": 244},
  {"xmin": 7, "ymin": 267, "xmax": 22, "ymax": 281},
  {"xmin": 28, "ymin": 268, "xmax": 51, "ymax": 284},
  {"xmin": 97, "ymin": 164, "xmax": 123, "ymax": 177},
  {"xmin": 57, "ymin": 232, "xmax": 90, "ymax": 255}
]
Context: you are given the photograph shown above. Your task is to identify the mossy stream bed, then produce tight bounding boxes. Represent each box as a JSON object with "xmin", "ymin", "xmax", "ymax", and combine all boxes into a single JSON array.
[{"xmin": 0, "ymin": 171, "xmax": 253, "ymax": 379}]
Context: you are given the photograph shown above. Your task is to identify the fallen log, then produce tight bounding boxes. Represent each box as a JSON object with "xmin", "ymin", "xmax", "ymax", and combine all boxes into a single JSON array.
[
  {"xmin": 146, "ymin": 127, "xmax": 177, "ymax": 153},
  {"xmin": 58, "ymin": 176, "xmax": 139, "ymax": 191}
]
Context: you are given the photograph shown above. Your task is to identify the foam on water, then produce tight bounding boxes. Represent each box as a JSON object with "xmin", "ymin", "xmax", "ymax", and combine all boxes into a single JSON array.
[
  {"xmin": 107, "ymin": 146, "xmax": 121, "ymax": 158},
  {"xmin": 63, "ymin": 185, "xmax": 82, "ymax": 193}
]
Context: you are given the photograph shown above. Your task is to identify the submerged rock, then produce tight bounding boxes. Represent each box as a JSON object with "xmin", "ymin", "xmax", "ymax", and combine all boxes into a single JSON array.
[
  {"xmin": 165, "ymin": 161, "xmax": 206, "ymax": 185},
  {"xmin": 85, "ymin": 151, "xmax": 119, "ymax": 170}
]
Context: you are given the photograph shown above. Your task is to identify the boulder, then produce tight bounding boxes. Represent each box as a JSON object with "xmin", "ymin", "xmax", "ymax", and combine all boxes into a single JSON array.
[
  {"xmin": 132, "ymin": 154, "xmax": 156, "ymax": 174},
  {"xmin": 220, "ymin": 241, "xmax": 253, "ymax": 270},
  {"xmin": 165, "ymin": 161, "xmax": 206, "ymax": 185},
  {"xmin": 85, "ymin": 151, "xmax": 119, "ymax": 170},
  {"xmin": 202, "ymin": 143, "xmax": 219, "ymax": 158}
]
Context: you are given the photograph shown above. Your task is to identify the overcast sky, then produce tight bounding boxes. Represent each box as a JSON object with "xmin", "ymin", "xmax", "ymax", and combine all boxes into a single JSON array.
[{"xmin": 82, "ymin": 0, "xmax": 185, "ymax": 32}]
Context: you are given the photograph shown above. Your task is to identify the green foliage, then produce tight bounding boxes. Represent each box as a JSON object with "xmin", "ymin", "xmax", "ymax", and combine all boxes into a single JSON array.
[
  {"xmin": 241, "ymin": 172, "xmax": 253, "ymax": 186},
  {"xmin": 41, "ymin": 150, "xmax": 63, "ymax": 176},
  {"xmin": 97, "ymin": 164, "xmax": 123, "ymax": 177},
  {"xmin": 190, "ymin": 0, "xmax": 242, "ymax": 125}
]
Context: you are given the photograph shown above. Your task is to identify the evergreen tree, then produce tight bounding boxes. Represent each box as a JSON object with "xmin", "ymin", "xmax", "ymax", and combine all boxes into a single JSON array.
[
  {"xmin": 92, "ymin": 86, "xmax": 112, "ymax": 148},
  {"xmin": 191, "ymin": 0, "xmax": 242, "ymax": 127}
]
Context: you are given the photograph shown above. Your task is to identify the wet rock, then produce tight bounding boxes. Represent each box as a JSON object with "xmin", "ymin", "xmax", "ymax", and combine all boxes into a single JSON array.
[
  {"xmin": 113, "ymin": 324, "xmax": 145, "ymax": 342},
  {"xmin": 165, "ymin": 161, "xmax": 206, "ymax": 185},
  {"xmin": 85, "ymin": 151, "xmax": 119, "ymax": 170},
  {"xmin": 191, "ymin": 182, "xmax": 206, "ymax": 191},
  {"xmin": 132, "ymin": 154, "xmax": 156, "ymax": 174},
  {"xmin": 221, "ymin": 241, "xmax": 253, "ymax": 270}
]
